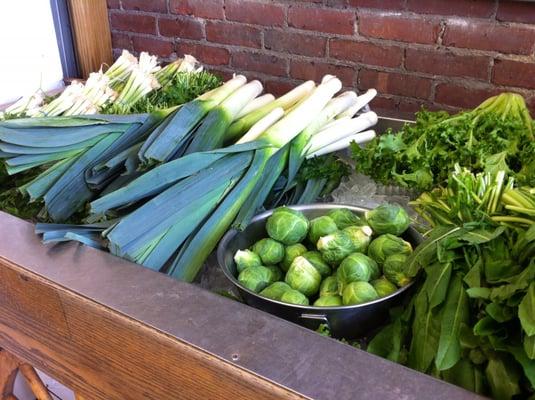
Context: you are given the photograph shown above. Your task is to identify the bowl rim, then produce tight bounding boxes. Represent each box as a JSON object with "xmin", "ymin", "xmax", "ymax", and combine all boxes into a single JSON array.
[{"xmin": 217, "ymin": 203, "xmax": 418, "ymax": 311}]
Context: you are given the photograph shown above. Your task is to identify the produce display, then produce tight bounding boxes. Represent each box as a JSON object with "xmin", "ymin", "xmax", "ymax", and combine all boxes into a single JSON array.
[
  {"xmin": 367, "ymin": 166, "xmax": 535, "ymax": 399},
  {"xmin": 233, "ymin": 204, "xmax": 414, "ymax": 306},
  {"xmin": 0, "ymin": 55, "xmax": 380, "ymax": 282}
]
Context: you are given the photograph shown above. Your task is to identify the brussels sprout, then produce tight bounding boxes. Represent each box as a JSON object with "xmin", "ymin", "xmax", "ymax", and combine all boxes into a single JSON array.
[
  {"xmin": 383, "ymin": 254, "xmax": 411, "ymax": 287},
  {"xmin": 260, "ymin": 281, "xmax": 292, "ymax": 300},
  {"xmin": 344, "ymin": 225, "xmax": 373, "ymax": 253},
  {"xmin": 372, "ymin": 277, "xmax": 398, "ymax": 297},
  {"xmin": 266, "ymin": 207, "xmax": 309, "ymax": 245},
  {"xmin": 338, "ymin": 253, "xmax": 379, "ymax": 292},
  {"xmin": 281, "ymin": 243, "xmax": 307, "ymax": 272},
  {"xmin": 252, "ymin": 238, "xmax": 285, "ymax": 265},
  {"xmin": 285, "ymin": 256, "xmax": 322, "ymax": 296},
  {"xmin": 328, "ymin": 208, "xmax": 363, "ymax": 229},
  {"xmin": 308, "ymin": 216, "xmax": 338, "ymax": 245},
  {"xmin": 234, "ymin": 249, "xmax": 262, "ymax": 273},
  {"xmin": 314, "ymin": 295, "xmax": 343, "ymax": 307},
  {"xmin": 238, "ymin": 266, "xmax": 276, "ymax": 293},
  {"xmin": 319, "ymin": 275, "xmax": 339, "ymax": 297},
  {"xmin": 280, "ymin": 289, "xmax": 309, "ymax": 305},
  {"xmin": 317, "ymin": 230, "xmax": 356, "ymax": 265},
  {"xmin": 365, "ymin": 203, "xmax": 410, "ymax": 235},
  {"xmin": 302, "ymin": 251, "xmax": 331, "ymax": 277},
  {"xmin": 342, "ymin": 281, "xmax": 379, "ymax": 305},
  {"xmin": 267, "ymin": 265, "xmax": 283, "ymax": 282},
  {"xmin": 367, "ymin": 234, "xmax": 413, "ymax": 265}
]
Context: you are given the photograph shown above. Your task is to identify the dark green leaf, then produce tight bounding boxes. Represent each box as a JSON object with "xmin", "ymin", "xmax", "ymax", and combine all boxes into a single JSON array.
[
  {"xmin": 466, "ymin": 287, "xmax": 491, "ymax": 300},
  {"xmin": 463, "ymin": 260, "xmax": 481, "ymax": 288},
  {"xmin": 525, "ymin": 335, "xmax": 535, "ymax": 360},
  {"xmin": 486, "ymin": 354, "xmax": 521, "ymax": 400},
  {"xmin": 436, "ymin": 275, "xmax": 469, "ymax": 371},
  {"xmin": 519, "ymin": 283, "xmax": 535, "ymax": 336},
  {"xmin": 425, "ymin": 262, "xmax": 452, "ymax": 309},
  {"xmin": 459, "ymin": 226, "xmax": 506, "ymax": 244},
  {"xmin": 509, "ymin": 345, "xmax": 535, "ymax": 388},
  {"xmin": 486, "ymin": 303, "xmax": 514, "ymax": 323},
  {"xmin": 407, "ymin": 226, "xmax": 462, "ymax": 277},
  {"xmin": 473, "ymin": 316, "xmax": 504, "ymax": 337},
  {"xmin": 367, "ymin": 318, "xmax": 404, "ymax": 363},
  {"xmin": 490, "ymin": 262, "xmax": 535, "ymax": 302},
  {"xmin": 441, "ymin": 359, "xmax": 485, "ymax": 394}
]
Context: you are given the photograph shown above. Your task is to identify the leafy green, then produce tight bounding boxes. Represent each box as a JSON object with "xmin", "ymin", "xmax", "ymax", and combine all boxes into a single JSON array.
[
  {"xmin": 520, "ymin": 283, "xmax": 535, "ymax": 336},
  {"xmin": 351, "ymin": 93, "xmax": 535, "ymax": 191}
]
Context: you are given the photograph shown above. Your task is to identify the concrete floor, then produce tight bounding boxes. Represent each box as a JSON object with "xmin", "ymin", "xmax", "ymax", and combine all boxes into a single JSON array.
[{"xmin": 14, "ymin": 370, "xmax": 74, "ymax": 400}]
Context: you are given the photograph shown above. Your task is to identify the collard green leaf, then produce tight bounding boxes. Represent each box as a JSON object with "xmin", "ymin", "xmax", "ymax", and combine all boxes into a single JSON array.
[
  {"xmin": 519, "ymin": 283, "xmax": 535, "ymax": 336},
  {"xmin": 466, "ymin": 287, "xmax": 491, "ymax": 300},
  {"xmin": 436, "ymin": 275, "xmax": 469, "ymax": 371},
  {"xmin": 525, "ymin": 335, "xmax": 535, "ymax": 360},
  {"xmin": 367, "ymin": 318, "xmax": 404, "ymax": 363},
  {"xmin": 509, "ymin": 346, "xmax": 535, "ymax": 388},
  {"xmin": 463, "ymin": 260, "xmax": 481, "ymax": 288},
  {"xmin": 407, "ymin": 226, "xmax": 462, "ymax": 277},
  {"xmin": 425, "ymin": 262, "xmax": 452, "ymax": 309},
  {"xmin": 409, "ymin": 289, "xmax": 441, "ymax": 372},
  {"xmin": 486, "ymin": 302, "xmax": 514, "ymax": 323},
  {"xmin": 490, "ymin": 262, "xmax": 535, "ymax": 302},
  {"xmin": 486, "ymin": 355, "xmax": 522, "ymax": 400}
]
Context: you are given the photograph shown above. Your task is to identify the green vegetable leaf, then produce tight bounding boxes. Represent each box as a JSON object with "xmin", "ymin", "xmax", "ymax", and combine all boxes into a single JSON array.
[
  {"xmin": 484, "ymin": 151, "xmax": 511, "ymax": 176},
  {"xmin": 519, "ymin": 283, "xmax": 535, "ymax": 336},
  {"xmin": 525, "ymin": 335, "xmax": 535, "ymax": 360},
  {"xmin": 491, "ymin": 261, "xmax": 535, "ymax": 302},
  {"xmin": 466, "ymin": 287, "xmax": 491, "ymax": 300},
  {"xmin": 473, "ymin": 316, "xmax": 503, "ymax": 337},
  {"xmin": 486, "ymin": 302, "xmax": 514, "ymax": 323},
  {"xmin": 367, "ymin": 318, "xmax": 404, "ymax": 363},
  {"xmin": 463, "ymin": 260, "xmax": 481, "ymax": 288},
  {"xmin": 509, "ymin": 345, "xmax": 535, "ymax": 389},
  {"xmin": 486, "ymin": 354, "xmax": 522, "ymax": 400},
  {"xmin": 459, "ymin": 226, "xmax": 506, "ymax": 245},
  {"xmin": 436, "ymin": 275, "xmax": 469, "ymax": 371},
  {"xmin": 409, "ymin": 289, "xmax": 441, "ymax": 372},
  {"xmin": 441, "ymin": 359, "xmax": 485, "ymax": 394},
  {"xmin": 406, "ymin": 226, "xmax": 462, "ymax": 277},
  {"xmin": 425, "ymin": 262, "xmax": 452, "ymax": 309}
]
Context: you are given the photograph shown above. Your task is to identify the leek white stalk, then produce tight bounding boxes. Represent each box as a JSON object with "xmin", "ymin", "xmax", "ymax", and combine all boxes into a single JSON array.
[
  {"xmin": 225, "ymin": 80, "xmax": 315, "ymax": 142},
  {"xmin": 337, "ymin": 88, "xmax": 377, "ymax": 119},
  {"xmin": 235, "ymin": 94, "xmax": 275, "ymax": 119},
  {"xmin": 306, "ymin": 130, "xmax": 376, "ymax": 158},
  {"xmin": 3, "ymin": 90, "xmax": 45, "ymax": 116},
  {"xmin": 307, "ymin": 111, "xmax": 378, "ymax": 153},
  {"xmin": 236, "ymin": 107, "xmax": 284, "ymax": 144}
]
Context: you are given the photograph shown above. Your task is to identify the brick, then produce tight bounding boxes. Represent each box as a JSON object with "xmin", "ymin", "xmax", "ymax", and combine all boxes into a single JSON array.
[
  {"xmin": 132, "ymin": 36, "xmax": 174, "ymax": 58},
  {"xmin": 348, "ymin": 0, "xmax": 405, "ymax": 9},
  {"xmin": 264, "ymin": 79, "xmax": 298, "ymax": 97},
  {"xmin": 369, "ymin": 95, "xmax": 397, "ymax": 111},
  {"xmin": 170, "ymin": 0, "xmax": 224, "ymax": 20},
  {"xmin": 358, "ymin": 69, "xmax": 432, "ymax": 99},
  {"xmin": 290, "ymin": 60, "xmax": 355, "ymax": 86},
  {"xmin": 358, "ymin": 11, "xmax": 440, "ymax": 44},
  {"xmin": 434, "ymin": 83, "xmax": 502, "ymax": 109},
  {"xmin": 443, "ymin": 20, "xmax": 535, "ymax": 55},
  {"xmin": 110, "ymin": 13, "xmax": 156, "ymax": 34},
  {"xmin": 407, "ymin": 0, "xmax": 494, "ymax": 17},
  {"xmin": 206, "ymin": 21, "xmax": 261, "ymax": 48},
  {"xmin": 264, "ymin": 30, "xmax": 326, "ymax": 57},
  {"xmin": 226, "ymin": 0, "xmax": 285, "ymax": 27},
  {"xmin": 405, "ymin": 49, "xmax": 490, "ymax": 80},
  {"xmin": 289, "ymin": 6, "xmax": 355, "ymax": 35},
  {"xmin": 111, "ymin": 32, "xmax": 132, "ymax": 51},
  {"xmin": 231, "ymin": 52, "xmax": 288, "ymax": 77},
  {"xmin": 121, "ymin": 0, "xmax": 167, "ymax": 13},
  {"xmin": 176, "ymin": 42, "xmax": 230, "ymax": 65},
  {"xmin": 330, "ymin": 39, "xmax": 402, "ymax": 67},
  {"xmin": 497, "ymin": 1, "xmax": 535, "ymax": 24},
  {"xmin": 107, "ymin": 0, "xmax": 120, "ymax": 9},
  {"xmin": 159, "ymin": 17, "xmax": 204, "ymax": 39},
  {"xmin": 492, "ymin": 59, "xmax": 535, "ymax": 90}
]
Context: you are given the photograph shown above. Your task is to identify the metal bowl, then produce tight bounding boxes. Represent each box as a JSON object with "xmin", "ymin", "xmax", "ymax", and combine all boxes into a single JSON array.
[{"xmin": 217, "ymin": 204, "xmax": 422, "ymax": 338}]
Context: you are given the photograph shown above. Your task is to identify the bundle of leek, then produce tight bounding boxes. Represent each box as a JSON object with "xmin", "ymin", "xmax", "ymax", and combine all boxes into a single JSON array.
[{"xmin": 0, "ymin": 113, "xmax": 165, "ymax": 221}]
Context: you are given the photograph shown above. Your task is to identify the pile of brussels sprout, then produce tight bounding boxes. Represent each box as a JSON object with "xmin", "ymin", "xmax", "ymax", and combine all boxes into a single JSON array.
[{"xmin": 234, "ymin": 204, "xmax": 414, "ymax": 307}]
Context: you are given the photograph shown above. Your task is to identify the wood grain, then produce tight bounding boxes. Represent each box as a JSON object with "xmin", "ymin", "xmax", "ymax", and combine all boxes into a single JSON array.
[
  {"xmin": 67, "ymin": 0, "xmax": 113, "ymax": 77},
  {"xmin": 0, "ymin": 260, "xmax": 306, "ymax": 400},
  {"xmin": 18, "ymin": 365, "xmax": 52, "ymax": 400},
  {"xmin": 0, "ymin": 349, "xmax": 19, "ymax": 398}
]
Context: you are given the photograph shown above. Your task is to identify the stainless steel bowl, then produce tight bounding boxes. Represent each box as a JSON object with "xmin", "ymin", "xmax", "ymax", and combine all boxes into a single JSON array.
[{"xmin": 217, "ymin": 204, "xmax": 422, "ymax": 338}]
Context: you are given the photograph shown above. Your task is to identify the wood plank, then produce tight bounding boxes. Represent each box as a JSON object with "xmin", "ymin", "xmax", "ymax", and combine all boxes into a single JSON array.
[
  {"xmin": 0, "ymin": 211, "xmax": 482, "ymax": 400},
  {"xmin": 0, "ymin": 349, "xmax": 20, "ymax": 398},
  {"xmin": 67, "ymin": 0, "xmax": 113, "ymax": 77}
]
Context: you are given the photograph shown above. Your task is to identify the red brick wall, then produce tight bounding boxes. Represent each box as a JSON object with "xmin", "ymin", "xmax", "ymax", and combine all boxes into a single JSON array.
[{"xmin": 108, "ymin": 0, "xmax": 535, "ymax": 114}]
